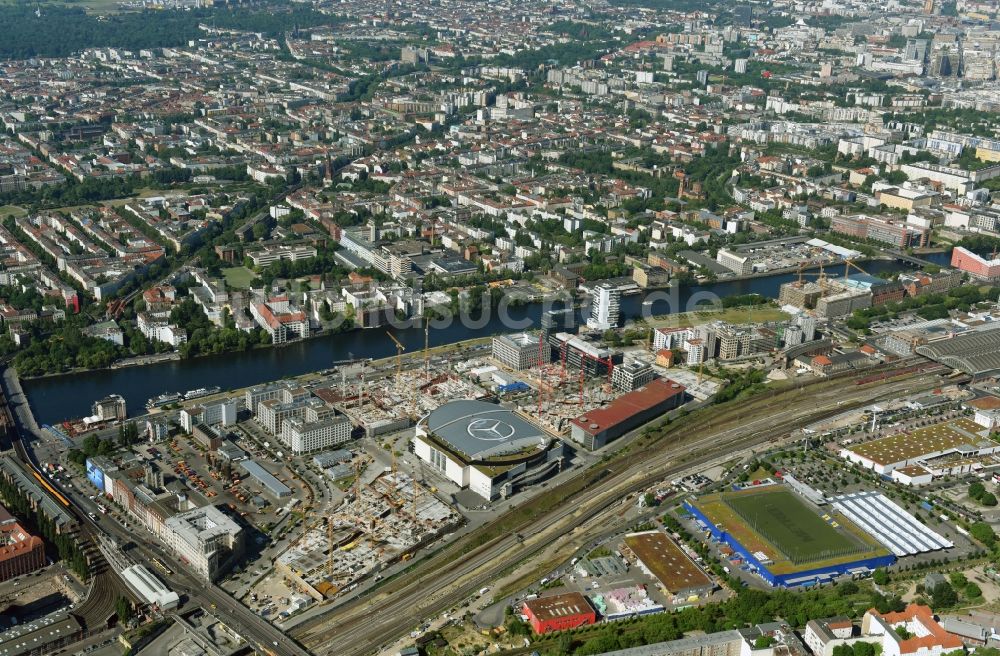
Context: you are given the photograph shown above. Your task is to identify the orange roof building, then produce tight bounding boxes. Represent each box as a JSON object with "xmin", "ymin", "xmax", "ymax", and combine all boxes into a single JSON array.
[
  {"xmin": 0, "ymin": 505, "xmax": 45, "ymax": 582},
  {"xmin": 862, "ymin": 605, "xmax": 963, "ymax": 656}
]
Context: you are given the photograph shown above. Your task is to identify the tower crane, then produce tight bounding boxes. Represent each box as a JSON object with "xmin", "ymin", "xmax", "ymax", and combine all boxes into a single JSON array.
[
  {"xmin": 843, "ymin": 258, "xmax": 870, "ymax": 281},
  {"xmin": 423, "ymin": 320, "xmax": 430, "ymax": 381},
  {"xmin": 386, "ymin": 331, "xmax": 406, "ymax": 386}
]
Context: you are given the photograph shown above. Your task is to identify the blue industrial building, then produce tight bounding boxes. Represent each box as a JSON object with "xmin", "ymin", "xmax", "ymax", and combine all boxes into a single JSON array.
[
  {"xmin": 497, "ymin": 382, "xmax": 530, "ymax": 394},
  {"xmin": 683, "ymin": 501, "xmax": 895, "ymax": 588}
]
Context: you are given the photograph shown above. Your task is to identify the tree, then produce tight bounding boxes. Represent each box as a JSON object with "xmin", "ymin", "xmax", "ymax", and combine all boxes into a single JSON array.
[
  {"xmin": 838, "ymin": 581, "xmax": 860, "ymax": 596},
  {"xmin": 833, "ymin": 644, "xmax": 855, "ymax": 656},
  {"xmin": 884, "ymin": 170, "xmax": 908, "ymax": 185},
  {"xmin": 872, "ymin": 568, "xmax": 889, "ymax": 585},
  {"xmin": 115, "ymin": 596, "xmax": 133, "ymax": 624},
  {"xmin": 969, "ymin": 521, "xmax": 997, "ymax": 548},
  {"xmin": 931, "ymin": 582, "xmax": 958, "ymax": 609},
  {"xmin": 252, "ymin": 222, "xmax": 270, "ymax": 241}
]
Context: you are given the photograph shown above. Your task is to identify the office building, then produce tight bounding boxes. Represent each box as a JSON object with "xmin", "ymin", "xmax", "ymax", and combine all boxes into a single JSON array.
[
  {"xmin": 612, "ymin": 359, "xmax": 656, "ymax": 392},
  {"xmin": 92, "ymin": 394, "xmax": 126, "ymax": 422},
  {"xmin": 162, "ymin": 506, "xmax": 243, "ymax": 581},
  {"xmin": 181, "ymin": 399, "xmax": 237, "ymax": 433},
  {"xmin": 830, "ymin": 215, "xmax": 929, "ymax": 249},
  {"xmin": 905, "ymin": 39, "xmax": 928, "ymax": 62},
  {"xmin": 492, "ymin": 333, "xmax": 543, "ymax": 370},
  {"xmin": 951, "ymin": 246, "xmax": 1000, "ymax": 281},
  {"xmin": 280, "ymin": 415, "xmax": 353, "ymax": 455},
  {"xmin": 716, "ymin": 248, "xmax": 753, "ymax": 276},
  {"xmin": 587, "ymin": 282, "xmax": 620, "ymax": 330}
]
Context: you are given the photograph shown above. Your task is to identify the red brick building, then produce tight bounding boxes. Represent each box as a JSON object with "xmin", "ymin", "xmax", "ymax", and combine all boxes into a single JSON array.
[
  {"xmin": 522, "ymin": 592, "xmax": 596, "ymax": 634},
  {"xmin": 951, "ymin": 246, "xmax": 1000, "ymax": 281},
  {"xmin": 0, "ymin": 505, "xmax": 45, "ymax": 582}
]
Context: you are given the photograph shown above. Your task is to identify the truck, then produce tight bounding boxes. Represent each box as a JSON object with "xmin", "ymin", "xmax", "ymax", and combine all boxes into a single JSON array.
[
  {"xmin": 478, "ymin": 587, "xmax": 490, "ymax": 596},
  {"xmin": 570, "ymin": 557, "xmax": 579, "ymax": 566}
]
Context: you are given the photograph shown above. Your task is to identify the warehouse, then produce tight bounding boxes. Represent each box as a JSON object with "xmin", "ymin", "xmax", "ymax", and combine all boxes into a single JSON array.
[
  {"xmin": 522, "ymin": 592, "xmax": 596, "ymax": 634},
  {"xmin": 839, "ymin": 418, "xmax": 1000, "ymax": 474},
  {"xmin": 238, "ymin": 459, "xmax": 292, "ymax": 498},
  {"xmin": 829, "ymin": 491, "xmax": 952, "ymax": 557},
  {"xmin": 624, "ymin": 531, "xmax": 714, "ymax": 599},
  {"xmin": 570, "ymin": 379, "xmax": 686, "ymax": 449},
  {"xmin": 413, "ymin": 400, "xmax": 564, "ymax": 500},
  {"xmin": 0, "ymin": 612, "xmax": 83, "ymax": 656}
]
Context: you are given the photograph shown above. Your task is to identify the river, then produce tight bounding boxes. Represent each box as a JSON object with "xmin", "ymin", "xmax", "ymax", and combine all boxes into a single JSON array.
[{"xmin": 22, "ymin": 252, "xmax": 952, "ymax": 424}]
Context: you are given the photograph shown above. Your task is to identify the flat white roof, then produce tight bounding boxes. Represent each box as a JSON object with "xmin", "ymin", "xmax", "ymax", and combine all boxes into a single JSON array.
[
  {"xmin": 122, "ymin": 564, "xmax": 180, "ymax": 608},
  {"xmin": 831, "ymin": 491, "xmax": 952, "ymax": 556}
]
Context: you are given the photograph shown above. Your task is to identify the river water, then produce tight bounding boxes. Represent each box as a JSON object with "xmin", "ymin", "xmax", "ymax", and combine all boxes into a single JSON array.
[{"xmin": 22, "ymin": 252, "xmax": 952, "ymax": 424}]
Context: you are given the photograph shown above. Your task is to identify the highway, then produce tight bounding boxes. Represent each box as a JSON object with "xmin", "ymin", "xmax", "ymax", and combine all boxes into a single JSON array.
[{"xmin": 292, "ymin": 365, "xmax": 948, "ymax": 655}]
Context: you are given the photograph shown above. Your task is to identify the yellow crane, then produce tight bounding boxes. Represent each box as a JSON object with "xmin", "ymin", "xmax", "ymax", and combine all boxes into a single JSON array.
[
  {"xmin": 844, "ymin": 258, "xmax": 870, "ymax": 281},
  {"xmin": 386, "ymin": 330, "xmax": 405, "ymax": 385},
  {"xmin": 327, "ymin": 516, "xmax": 335, "ymax": 575},
  {"xmin": 424, "ymin": 320, "xmax": 430, "ymax": 381},
  {"xmin": 412, "ymin": 475, "xmax": 419, "ymax": 523}
]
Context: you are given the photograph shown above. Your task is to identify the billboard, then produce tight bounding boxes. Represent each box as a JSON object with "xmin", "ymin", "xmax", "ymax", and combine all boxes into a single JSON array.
[{"xmin": 86, "ymin": 458, "xmax": 105, "ymax": 492}]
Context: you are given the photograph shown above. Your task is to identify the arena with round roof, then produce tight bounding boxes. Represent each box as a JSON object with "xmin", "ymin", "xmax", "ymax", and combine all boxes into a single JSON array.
[
  {"xmin": 413, "ymin": 400, "xmax": 563, "ymax": 501},
  {"xmin": 419, "ymin": 399, "xmax": 550, "ymax": 460}
]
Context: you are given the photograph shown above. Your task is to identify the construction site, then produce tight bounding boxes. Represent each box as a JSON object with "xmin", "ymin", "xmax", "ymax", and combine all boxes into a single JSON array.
[
  {"xmin": 270, "ymin": 469, "xmax": 459, "ymax": 605},
  {"xmin": 778, "ymin": 260, "xmax": 896, "ymax": 319},
  {"xmin": 314, "ymin": 325, "xmax": 661, "ymax": 445},
  {"xmin": 313, "ymin": 363, "xmax": 487, "ymax": 437},
  {"xmin": 512, "ymin": 356, "xmax": 622, "ymax": 436}
]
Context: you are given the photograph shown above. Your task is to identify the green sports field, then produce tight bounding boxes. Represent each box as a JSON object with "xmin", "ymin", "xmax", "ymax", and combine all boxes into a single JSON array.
[
  {"xmin": 692, "ymin": 485, "xmax": 891, "ymax": 574},
  {"xmin": 723, "ymin": 487, "xmax": 862, "ymax": 564}
]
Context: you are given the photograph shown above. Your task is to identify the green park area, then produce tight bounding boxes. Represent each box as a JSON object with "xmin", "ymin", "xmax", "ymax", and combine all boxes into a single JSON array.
[{"xmin": 223, "ymin": 266, "xmax": 256, "ymax": 290}]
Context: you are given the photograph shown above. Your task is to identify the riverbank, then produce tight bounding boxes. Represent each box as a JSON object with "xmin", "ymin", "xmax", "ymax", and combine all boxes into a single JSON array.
[
  {"xmin": 141, "ymin": 335, "xmax": 495, "ymax": 419},
  {"xmin": 716, "ymin": 255, "xmax": 895, "ymax": 284},
  {"xmin": 20, "ymin": 254, "xmax": 951, "ymax": 424},
  {"xmin": 643, "ymin": 305, "xmax": 789, "ymax": 329},
  {"xmin": 13, "ymin": 250, "xmax": 931, "ymax": 383}
]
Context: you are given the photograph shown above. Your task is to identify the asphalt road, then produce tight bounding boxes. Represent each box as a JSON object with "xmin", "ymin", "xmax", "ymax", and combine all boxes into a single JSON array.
[{"xmin": 292, "ymin": 366, "xmax": 947, "ymax": 655}]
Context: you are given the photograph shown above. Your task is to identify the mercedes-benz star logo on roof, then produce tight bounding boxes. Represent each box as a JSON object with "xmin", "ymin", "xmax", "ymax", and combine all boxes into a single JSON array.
[{"xmin": 467, "ymin": 418, "xmax": 516, "ymax": 441}]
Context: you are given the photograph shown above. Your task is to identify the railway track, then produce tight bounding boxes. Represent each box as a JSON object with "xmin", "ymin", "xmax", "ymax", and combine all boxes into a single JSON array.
[
  {"xmin": 294, "ymin": 366, "xmax": 946, "ymax": 655},
  {"xmin": 0, "ymin": 383, "xmax": 128, "ymax": 632}
]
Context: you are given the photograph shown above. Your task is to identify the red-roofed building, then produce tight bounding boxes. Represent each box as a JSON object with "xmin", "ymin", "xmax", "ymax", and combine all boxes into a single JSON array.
[
  {"xmin": 570, "ymin": 378, "xmax": 686, "ymax": 449},
  {"xmin": 250, "ymin": 296, "xmax": 309, "ymax": 344},
  {"xmin": 0, "ymin": 504, "xmax": 45, "ymax": 582},
  {"xmin": 522, "ymin": 593, "xmax": 596, "ymax": 634},
  {"xmin": 810, "ymin": 354, "xmax": 833, "ymax": 374},
  {"xmin": 862, "ymin": 605, "xmax": 963, "ymax": 656}
]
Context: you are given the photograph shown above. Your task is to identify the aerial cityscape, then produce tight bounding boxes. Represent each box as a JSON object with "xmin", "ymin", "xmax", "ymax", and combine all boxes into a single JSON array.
[{"xmin": 1, "ymin": 0, "xmax": 1000, "ymax": 655}]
